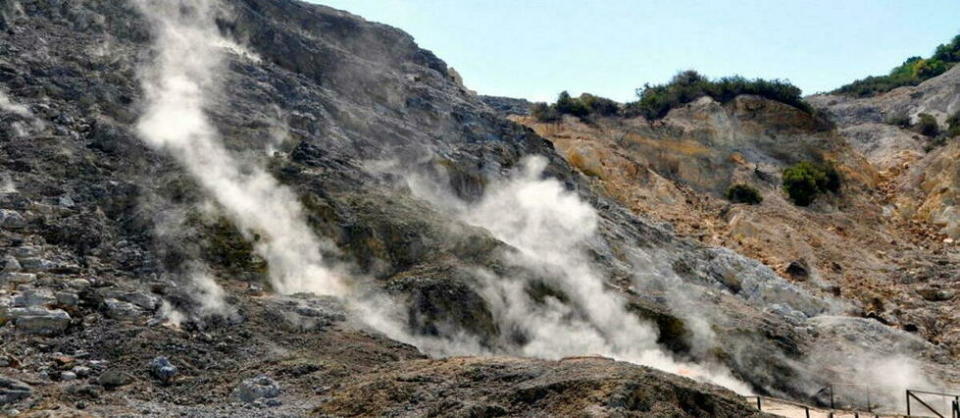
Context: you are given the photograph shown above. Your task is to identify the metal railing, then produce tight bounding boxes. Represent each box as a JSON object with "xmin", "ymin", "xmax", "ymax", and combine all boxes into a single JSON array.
[
  {"xmin": 906, "ymin": 389, "xmax": 960, "ymax": 418},
  {"xmin": 745, "ymin": 387, "xmax": 960, "ymax": 417}
]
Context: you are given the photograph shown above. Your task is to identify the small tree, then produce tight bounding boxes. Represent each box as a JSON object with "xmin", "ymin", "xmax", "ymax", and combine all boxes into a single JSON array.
[
  {"xmin": 782, "ymin": 162, "xmax": 841, "ymax": 206},
  {"xmin": 725, "ymin": 184, "xmax": 763, "ymax": 205},
  {"xmin": 946, "ymin": 110, "xmax": 960, "ymax": 137},
  {"xmin": 530, "ymin": 102, "xmax": 560, "ymax": 122},
  {"xmin": 886, "ymin": 112, "xmax": 912, "ymax": 129},
  {"xmin": 555, "ymin": 91, "xmax": 590, "ymax": 117},
  {"xmin": 579, "ymin": 93, "xmax": 619, "ymax": 116}
]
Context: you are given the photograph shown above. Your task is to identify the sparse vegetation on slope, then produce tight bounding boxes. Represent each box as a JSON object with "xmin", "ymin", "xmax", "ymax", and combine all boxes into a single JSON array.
[
  {"xmin": 834, "ymin": 34, "xmax": 960, "ymax": 97},
  {"xmin": 623, "ymin": 70, "xmax": 811, "ymax": 120}
]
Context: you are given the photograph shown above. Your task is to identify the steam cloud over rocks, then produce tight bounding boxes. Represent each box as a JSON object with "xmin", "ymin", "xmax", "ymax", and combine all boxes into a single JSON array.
[
  {"xmin": 133, "ymin": 0, "xmax": 346, "ymax": 297},
  {"xmin": 372, "ymin": 156, "xmax": 752, "ymax": 393}
]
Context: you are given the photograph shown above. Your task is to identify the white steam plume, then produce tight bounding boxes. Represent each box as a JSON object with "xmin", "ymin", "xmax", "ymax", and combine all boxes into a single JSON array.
[
  {"xmin": 133, "ymin": 0, "xmax": 345, "ymax": 296},
  {"xmin": 0, "ymin": 172, "xmax": 16, "ymax": 193},
  {"xmin": 0, "ymin": 91, "xmax": 31, "ymax": 118},
  {"xmin": 383, "ymin": 156, "xmax": 751, "ymax": 393}
]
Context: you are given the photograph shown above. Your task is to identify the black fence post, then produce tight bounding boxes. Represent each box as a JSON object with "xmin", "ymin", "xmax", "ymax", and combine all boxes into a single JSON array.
[
  {"xmin": 830, "ymin": 385, "xmax": 835, "ymax": 409},
  {"xmin": 907, "ymin": 390, "xmax": 912, "ymax": 416},
  {"xmin": 756, "ymin": 396, "xmax": 761, "ymax": 411}
]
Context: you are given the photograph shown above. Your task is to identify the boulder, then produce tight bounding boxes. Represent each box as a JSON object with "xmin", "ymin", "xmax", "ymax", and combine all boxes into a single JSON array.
[
  {"xmin": 0, "ymin": 377, "xmax": 31, "ymax": 405},
  {"xmin": 232, "ymin": 375, "xmax": 280, "ymax": 403},
  {"xmin": 98, "ymin": 369, "xmax": 133, "ymax": 388},
  {"xmin": 1, "ymin": 256, "xmax": 20, "ymax": 272},
  {"xmin": 13, "ymin": 288, "xmax": 56, "ymax": 307},
  {"xmin": 0, "ymin": 209, "xmax": 26, "ymax": 229},
  {"xmin": 917, "ymin": 287, "xmax": 955, "ymax": 302},
  {"xmin": 55, "ymin": 291, "xmax": 79, "ymax": 306},
  {"xmin": 8, "ymin": 307, "xmax": 70, "ymax": 335},
  {"xmin": 120, "ymin": 291, "xmax": 159, "ymax": 311},
  {"xmin": 0, "ymin": 272, "xmax": 36, "ymax": 285},
  {"xmin": 149, "ymin": 357, "xmax": 177, "ymax": 384},
  {"xmin": 103, "ymin": 298, "xmax": 143, "ymax": 320}
]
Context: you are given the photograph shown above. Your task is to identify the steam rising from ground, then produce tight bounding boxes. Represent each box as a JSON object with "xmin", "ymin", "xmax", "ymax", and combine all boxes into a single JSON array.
[
  {"xmin": 0, "ymin": 90, "xmax": 44, "ymax": 137},
  {"xmin": 133, "ymin": 0, "xmax": 345, "ymax": 297},
  {"xmin": 128, "ymin": 0, "xmax": 950, "ymax": 406},
  {"xmin": 383, "ymin": 156, "xmax": 751, "ymax": 393},
  {"xmin": 0, "ymin": 91, "xmax": 31, "ymax": 118}
]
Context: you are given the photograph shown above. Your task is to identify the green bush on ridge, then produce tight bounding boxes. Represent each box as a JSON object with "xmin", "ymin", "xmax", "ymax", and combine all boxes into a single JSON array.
[
  {"xmin": 531, "ymin": 91, "xmax": 621, "ymax": 122},
  {"xmin": 623, "ymin": 70, "xmax": 810, "ymax": 120},
  {"xmin": 834, "ymin": 34, "xmax": 960, "ymax": 97}
]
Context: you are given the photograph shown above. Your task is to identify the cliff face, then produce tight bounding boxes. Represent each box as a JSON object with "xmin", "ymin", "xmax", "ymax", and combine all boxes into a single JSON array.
[{"xmin": 0, "ymin": 0, "xmax": 955, "ymax": 415}]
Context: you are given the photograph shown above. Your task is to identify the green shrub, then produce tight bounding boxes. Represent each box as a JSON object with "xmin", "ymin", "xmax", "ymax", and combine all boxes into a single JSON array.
[
  {"xmin": 531, "ymin": 102, "xmax": 560, "ymax": 122},
  {"xmin": 915, "ymin": 113, "xmax": 940, "ymax": 137},
  {"xmin": 835, "ymin": 34, "xmax": 960, "ymax": 97},
  {"xmin": 555, "ymin": 91, "xmax": 590, "ymax": 118},
  {"xmin": 725, "ymin": 184, "xmax": 763, "ymax": 205},
  {"xmin": 533, "ymin": 92, "xmax": 621, "ymax": 121},
  {"xmin": 782, "ymin": 162, "xmax": 841, "ymax": 206},
  {"xmin": 624, "ymin": 70, "xmax": 810, "ymax": 120},
  {"xmin": 886, "ymin": 112, "xmax": 912, "ymax": 129},
  {"xmin": 945, "ymin": 110, "xmax": 960, "ymax": 137},
  {"xmin": 578, "ymin": 93, "xmax": 620, "ymax": 116}
]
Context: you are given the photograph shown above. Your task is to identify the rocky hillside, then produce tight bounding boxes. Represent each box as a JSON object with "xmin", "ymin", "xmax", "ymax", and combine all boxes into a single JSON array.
[
  {"xmin": 509, "ymin": 87, "xmax": 960, "ymax": 408},
  {"xmin": 0, "ymin": 0, "xmax": 956, "ymax": 416}
]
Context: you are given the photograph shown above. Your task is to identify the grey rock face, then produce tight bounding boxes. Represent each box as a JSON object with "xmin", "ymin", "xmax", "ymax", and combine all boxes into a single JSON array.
[{"xmin": 232, "ymin": 375, "xmax": 280, "ymax": 403}]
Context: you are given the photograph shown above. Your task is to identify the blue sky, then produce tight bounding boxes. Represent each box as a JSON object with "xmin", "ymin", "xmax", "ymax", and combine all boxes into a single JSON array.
[{"xmin": 311, "ymin": 0, "xmax": 960, "ymax": 102}]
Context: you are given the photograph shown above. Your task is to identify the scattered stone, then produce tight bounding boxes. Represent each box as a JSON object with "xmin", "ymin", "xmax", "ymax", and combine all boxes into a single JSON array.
[
  {"xmin": 265, "ymin": 399, "xmax": 282, "ymax": 407},
  {"xmin": 121, "ymin": 291, "xmax": 159, "ymax": 311},
  {"xmin": 1, "ymin": 256, "xmax": 20, "ymax": 272},
  {"xmin": 8, "ymin": 307, "xmax": 71, "ymax": 335},
  {"xmin": 72, "ymin": 366, "xmax": 92, "ymax": 378},
  {"xmin": 13, "ymin": 288, "xmax": 56, "ymax": 307},
  {"xmin": 0, "ymin": 272, "xmax": 36, "ymax": 285},
  {"xmin": 60, "ymin": 371, "xmax": 77, "ymax": 381},
  {"xmin": 0, "ymin": 209, "xmax": 27, "ymax": 229},
  {"xmin": 65, "ymin": 383, "xmax": 101, "ymax": 398},
  {"xmin": 17, "ymin": 257, "xmax": 54, "ymax": 272},
  {"xmin": 98, "ymin": 369, "xmax": 133, "ymax": 388},
  {"xmin": 149, "ymin": 357, "xmax": 177, "ymax": 385},
  {"xmin": 9, "ymin": 247, "xmax": 39, "ymax": 259},
  {"xmin": 0, "ymin": 377, "xmax": 31, "ymax": 405},
  {"xmin": 66, "ymin": 278, "xmax": 91, "ymax": 290},
  {"xmin": 103, "ymin": 298, "xmax": 143, "ymax": 320},
  {"xmin": 917, "ymin": 287, "xmax": 955, "ymax": 302},
  {"xmin": 232, "ymin": 375, "xmax": 280, "ymax": 403},
  {"xmin": 56, "ymin": 291, "xmax": 79, "ymax": 306}
]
